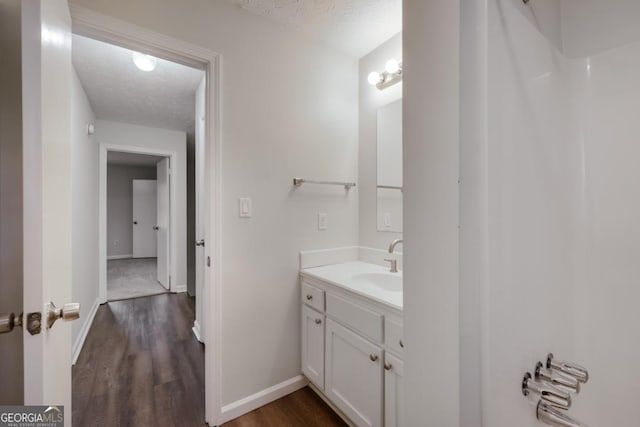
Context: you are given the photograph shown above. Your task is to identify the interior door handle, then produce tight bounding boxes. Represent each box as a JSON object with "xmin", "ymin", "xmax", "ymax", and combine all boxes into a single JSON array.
[
  {"xmin": 153, "ymin": 226, "xmax": 159, "ymax": 230},
  {"xmin": 196, "ymin": 239, "xmax": 205, "ymax": 247},
  {"xmin": 46, "ymin": 302, "xmax": 80, "ymax": 329},
  {"xmin": 0, "ymin": 312, "xmax": 22, "ymax": 334},
  {"xmin": 133, "ymin": 221, "xmax": 138, "ymax": 225}
]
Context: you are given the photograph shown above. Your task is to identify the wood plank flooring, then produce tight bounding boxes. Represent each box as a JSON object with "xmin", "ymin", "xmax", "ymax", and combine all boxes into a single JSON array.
[
  {"xmin": 73, "ymin": 293, "xmax": 206, "ymax": 426},
  {"xmin": 73, "ymin": 293, "xmax": 345, "ymax": 427},
  {"xmin": 221, "ymin": 387, "xmax": 347, "ymax": 427}
]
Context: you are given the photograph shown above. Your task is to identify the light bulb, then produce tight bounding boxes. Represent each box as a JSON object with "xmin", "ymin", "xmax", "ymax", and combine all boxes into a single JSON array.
[
  {"xmin": 368, "ymin": 71, "xmax": 381, "ymax": 86},
  {"xmin": 385, "ymin": 58, "xmax": 400, "ymax": 74},
  {"xmin": 132, "ymin": 52, "xmax": 157, "ymax": 71}
]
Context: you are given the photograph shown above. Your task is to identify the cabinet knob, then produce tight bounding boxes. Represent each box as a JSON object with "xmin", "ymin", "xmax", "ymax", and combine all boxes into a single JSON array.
[
  {"xmin": 369, "ymin": 354, "xmax": 379, "ymax": 362},
  {"xmin": 384, "ymin": 363, "xmax": 393, "ymax": 371},
  {"xmin": 306, "ymin": 294, "xmax": 313, "ymax": 300},
  {"xmin": 315, "ymin": 318, "xmax": 322, "ymax": 325}
]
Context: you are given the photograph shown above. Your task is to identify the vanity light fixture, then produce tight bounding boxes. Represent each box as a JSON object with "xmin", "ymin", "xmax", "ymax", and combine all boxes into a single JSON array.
[
  {"xmin": 132, "ymin": 52, "xmax": 157, "ymax": 72},
  {"xmin": 368, "ymin": 58, "xmax": 403, "ymax": 90}
]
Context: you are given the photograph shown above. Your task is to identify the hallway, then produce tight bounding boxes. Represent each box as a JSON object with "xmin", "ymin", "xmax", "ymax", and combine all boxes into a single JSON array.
[
  {"xmin": 107, "ymin": 258, "xmax": 167, "ymax": 301},
  {"xmin": 72, "ymin": 293, "xmax": 206, "ymax": 426}
]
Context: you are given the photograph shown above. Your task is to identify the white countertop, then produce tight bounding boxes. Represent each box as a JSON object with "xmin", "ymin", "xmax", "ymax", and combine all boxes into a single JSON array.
[{"xmin": 300, "ymin": 261, "xmax": 403, "ymax": 310}]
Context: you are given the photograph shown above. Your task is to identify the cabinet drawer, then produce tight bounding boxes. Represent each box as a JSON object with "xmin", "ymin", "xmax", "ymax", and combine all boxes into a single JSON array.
[
  {"xmin": 385, "ymin": 318, "xmax": 404, "ymax": 356},
  {"xmin": 326, "ymin": 293, "xmax": 383, "ymax": 342},
  {"xmin": 302, "ymin": 281, "xmax": 324, "ymax": 312}
]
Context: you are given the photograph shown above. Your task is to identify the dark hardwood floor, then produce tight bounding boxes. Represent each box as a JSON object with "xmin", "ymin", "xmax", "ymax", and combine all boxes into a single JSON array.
[
  {"xmin": 222, "ymin": 387, "xmax": 346, "ymax": 427},
  {"xmin": 73, "ymin": 293, "xmax": 206, "ymax": 426},
  {"xmin": 73, "ymin": 293, "xmax": 344, "ymax": 427}
]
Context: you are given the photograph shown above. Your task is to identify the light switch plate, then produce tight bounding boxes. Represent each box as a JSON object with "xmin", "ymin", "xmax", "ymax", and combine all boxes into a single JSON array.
[
  {"xmin": 384, "ymin": 213, "xmax": 391, "ymax": 228},
  {"xmin": 318, "ymin": 213, "xmax": 328, "ymax": 230},
  {"xmin": 239, "ymin": 197, "xmax": 252, "ymax": 218}
]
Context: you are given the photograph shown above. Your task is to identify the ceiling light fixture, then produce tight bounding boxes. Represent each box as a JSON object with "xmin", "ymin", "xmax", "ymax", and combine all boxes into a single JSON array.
[
  {"xmin": 132, "ymin": 52, "xmax": 157, "ymax": 72},
  {"xmin": 368, "ymin": 58, "xmax": 403, "ymax": 90}
]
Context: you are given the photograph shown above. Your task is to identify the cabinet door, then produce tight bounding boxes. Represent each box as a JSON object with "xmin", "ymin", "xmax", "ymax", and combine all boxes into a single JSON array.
[
  {"xmin": 325, "ymin": 318, "xmax": 383, "ymax": 427},
  {"xmin": 384, "ymin": 352, "xmax": 404, "ymax": 427},
  {"xmin": 302, "ymin": 305, "xmax": 325, "ymax": 389}
]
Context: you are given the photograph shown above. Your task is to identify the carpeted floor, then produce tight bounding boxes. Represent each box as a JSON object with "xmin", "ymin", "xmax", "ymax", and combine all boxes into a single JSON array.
[{"xmin": 107, "ymin": 258, "xmax": 168, "ymax": 301}]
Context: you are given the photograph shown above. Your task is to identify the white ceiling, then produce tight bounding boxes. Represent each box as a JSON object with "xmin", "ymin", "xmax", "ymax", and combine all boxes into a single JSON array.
[
  {"xmin": 72, "ymin": 35, "xmax": 204, "ymax": 133},
  {"xmin": 227, "ymin": 0, "xmax": 402, "ymax": 58},
  {"xmin": 107, "ymin": 151, "xmax": 165, "ymax": 167}
]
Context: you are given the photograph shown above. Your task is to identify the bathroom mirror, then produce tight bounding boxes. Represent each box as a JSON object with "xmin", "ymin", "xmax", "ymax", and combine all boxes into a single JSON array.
[{"xmin": 376, "ymin": 99, "xmax": 403, "ymax": 232}]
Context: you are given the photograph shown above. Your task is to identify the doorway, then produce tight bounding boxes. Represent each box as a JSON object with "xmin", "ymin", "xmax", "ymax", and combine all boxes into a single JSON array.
[{"xmin": 105, "ymin": 151, "xmax": 170, "ymax": 301}]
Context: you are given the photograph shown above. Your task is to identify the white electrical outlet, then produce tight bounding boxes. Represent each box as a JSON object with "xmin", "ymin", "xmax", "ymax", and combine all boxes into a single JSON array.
[
  {"xmin": 318, "ymin": 213, "xmax": 328, "ymax": 230},
  {"xmin": 239, "ymin": 197, "xmax": 252, "ymax": 218}
]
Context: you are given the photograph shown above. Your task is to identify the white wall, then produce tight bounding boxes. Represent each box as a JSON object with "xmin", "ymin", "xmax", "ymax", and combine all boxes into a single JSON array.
[
  {"xmin": 461, "ymin": 0, "xmax": 640, "ymax": 425},
  {"xmin": 106, "ymin": 164, "xmax": 157, "ymax": 257},
  {"xmin": 403, "ymin": 1, "xmax": 460, "ymax": 426},
  {"xmin": 562, "ymin": 0, "xmax": 640, "ymax": 58},
  {"xmin": 359, "ymin": 32, "xmax": 402, "ymax": 249},
  {"xmin": 568, "ymin": 39, "xmax": 640, "ymax": 426},
  {"xmin": 70, "ymin": 0, "xmax": 359, "ymax": 407},
  {"xmin": 70, "ymin": 68, "xmax": 100, "ymax": 355},
  {"xmin": 0, "ymin": 0, "xmax": 23, "ymax": 405},
  {"xmin": 98, "ymin": 120, "xmax": 187, "ymax": 288}
]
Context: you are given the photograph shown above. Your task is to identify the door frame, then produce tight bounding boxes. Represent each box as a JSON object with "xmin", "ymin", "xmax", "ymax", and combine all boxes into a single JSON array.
[
  {"xmin": 71, "ymin": 5, "xmax": 223, "ymax": 425},
  {"xmin": 100, "ymin": 145, "xmax": 176, "ymax": 297}
]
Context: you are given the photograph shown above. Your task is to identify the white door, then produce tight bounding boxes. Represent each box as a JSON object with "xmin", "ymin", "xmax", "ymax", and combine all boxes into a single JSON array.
[
  {"xmin": 156, "ymin": 158, "xmax": 170, "ymax": 289},
  {"xmin": 384, "ymin": 353, "xmax": 404, "ymax": 427},
  {"xmin": 194, "ymin": 76, "xmax": 206, "ymax": 341},
  {"xmin": 301, "ymin": 305, "xmax": 325, "ymax": 389},
  {"xmin": 325, "ymin": 318, "xmax": 383, "ymax": 427},
  {"xmin": 22, "ymin": 0, "xmax": 79, "ymax": 423},
  {"xmin": 132, "ymin": 179, "xmax": 157, "ymax": 258}
]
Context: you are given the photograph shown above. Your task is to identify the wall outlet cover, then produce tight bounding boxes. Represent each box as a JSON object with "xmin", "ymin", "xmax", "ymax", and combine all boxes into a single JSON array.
[{"xmin": 318, "ymin": 212, "xmax": 328, "ymax": 230}]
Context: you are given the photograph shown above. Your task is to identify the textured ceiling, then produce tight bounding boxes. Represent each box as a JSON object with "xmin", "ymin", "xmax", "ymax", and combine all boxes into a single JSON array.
[
  {"xmin": 227, "ymin": 0, "xmax": 402, "ymax": 58},
  {"xmin": 72, "ymin": 35, "xmax": 204, "ymax": 133},
  {"xmin": 107, "ymin": 151, "xmax": 165, "ymax": 167}
]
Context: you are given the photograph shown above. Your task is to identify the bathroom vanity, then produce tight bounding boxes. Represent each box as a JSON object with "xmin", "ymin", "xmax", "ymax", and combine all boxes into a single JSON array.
[{"xmin": 300, "ymin": 261, "xmax": 403, "ymax": 427}]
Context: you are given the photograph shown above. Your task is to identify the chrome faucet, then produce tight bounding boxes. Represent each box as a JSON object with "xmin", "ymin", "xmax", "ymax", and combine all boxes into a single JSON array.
[
  {"xmin": 385, "ymin": 239, "xmax": 403, "ymax": 273},
  {"xmin": 388, "ymin": 239, "xmax": 403, "ymax": 254}
]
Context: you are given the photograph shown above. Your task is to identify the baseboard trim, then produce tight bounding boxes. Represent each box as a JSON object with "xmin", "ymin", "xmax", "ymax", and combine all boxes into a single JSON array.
[
  {"xmin": 72, "ymin": 297, "xmax": 100, "ymax": 365},
  {"xmin": 308, "ymin": 383, "xmax": 356, "ymax": 427},
  {"xmin": 192, "ymin": 320, "xmax": 203, "ymax": 343},
  {"xmin": 220, "ymin": 375, "xmax": 308, "ymax": 424},
  {"xmin": 172, "ymin": 284, "xmax": 187, "ymax": 293},
  {"xmin": 107, "ymin": 254, "xmax": 132, "ymax": 260}
]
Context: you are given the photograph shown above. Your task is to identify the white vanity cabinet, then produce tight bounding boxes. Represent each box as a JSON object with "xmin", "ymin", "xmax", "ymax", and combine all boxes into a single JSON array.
[
  {"xmin": 300, "ymin": 272, "xmax": 404, "ymax": 427},
  {"xmin": 325, "ymin": 318, "xmax": 383, "ymax": 427},
  {"xmin": 384, "ymin": 352, "xmax": 404, "ymax": 427},
  {"xmin": 302, "ymin": 304, "xmax": 325, "ymax": 389}
]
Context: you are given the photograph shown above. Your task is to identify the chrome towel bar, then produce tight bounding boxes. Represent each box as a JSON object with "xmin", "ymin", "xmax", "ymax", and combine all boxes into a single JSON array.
[{"xmin": 293, "ymin": 178, "xmax": 356, "ymax": 190}]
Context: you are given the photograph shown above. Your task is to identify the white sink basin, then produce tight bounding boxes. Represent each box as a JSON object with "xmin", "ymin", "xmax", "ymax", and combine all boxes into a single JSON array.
[{"xmin": 352, "ymin": 272, "xmax": 402, "ymax": 293}]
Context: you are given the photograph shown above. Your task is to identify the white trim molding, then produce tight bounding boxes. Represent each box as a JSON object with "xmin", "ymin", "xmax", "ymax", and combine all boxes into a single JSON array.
[
  {"xmin": 106, "ymin": 254, "xmax": 132, "ymax": 260},
  {"xmin": 72, "ymin": 298, "xmax": 100, "ymax": 365},
  {"xmin": 172, "ymin": 284, "xmax": 187, "ymax": 293},
  {"xmin": 220, "ymin": 376, "xmax": 308, "ymax": 424},
  {"xmin": 192, "ymin": 320, "xmax": 203, "ymax": 343},
  {"xmin": 70, "ymin": 7, "xmax": 224, "ymax": 425}
]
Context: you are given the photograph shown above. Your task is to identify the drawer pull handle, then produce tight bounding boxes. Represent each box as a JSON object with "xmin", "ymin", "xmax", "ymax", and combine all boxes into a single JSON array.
[
  {"xmin": 306, "ymin": 294, "xmax": 313, "ymax": 300},
  {"xmin": 369, "ymin": 354, "xmax": 379, "ymax": 362},
  {"xmin": 384, "ymin": 363, "xmax": 393, "ymax": 371},
  {"xmin": 399, "ymin": 339, "xmax": 404, "ymax": 348},
  {"xmin": 315, "ymin": 318, "xmax": 322, "ymax": 325}
]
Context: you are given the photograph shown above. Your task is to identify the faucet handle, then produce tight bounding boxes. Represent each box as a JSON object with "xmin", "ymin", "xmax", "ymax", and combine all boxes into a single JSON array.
[
  {"xmin": 547, "ymin": 353, "xmax": 589, "ymax": 384},
  {"xmin": 535, "ymin": 362, "xmax": 580, "ymax": 393},
  {"xmin": 522, "ymin": 373, "xmax": 572, "ymax": 409},
  {"xmin": 384, "ymin": 259, "xmax": 398, "ymax": 273}
]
